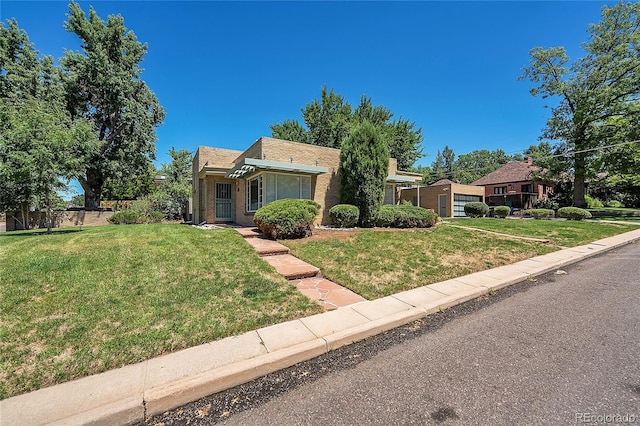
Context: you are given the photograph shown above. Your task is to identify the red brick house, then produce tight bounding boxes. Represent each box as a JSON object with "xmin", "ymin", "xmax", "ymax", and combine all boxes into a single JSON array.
[{"xmin": 471, "ymin": 157, "xmax": 552, "ymax": 209}]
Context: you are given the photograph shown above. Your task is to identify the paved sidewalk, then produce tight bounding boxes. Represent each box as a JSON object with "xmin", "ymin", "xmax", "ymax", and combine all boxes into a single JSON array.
[{"xmin": 2, "ymin": 228, "xmax": 639, "ymax": 426}]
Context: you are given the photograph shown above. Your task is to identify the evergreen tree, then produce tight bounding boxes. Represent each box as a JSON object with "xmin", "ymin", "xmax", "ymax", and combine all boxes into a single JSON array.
[{"xmin": 339, "ymin": 122, "xmax": 389, "ymax": 227}]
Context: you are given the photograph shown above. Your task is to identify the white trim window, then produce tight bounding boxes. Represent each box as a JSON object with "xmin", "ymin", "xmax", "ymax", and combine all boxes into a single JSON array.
[{"xmin": 246, "ymin": 173, "xmax": 312, "ymax": 212}]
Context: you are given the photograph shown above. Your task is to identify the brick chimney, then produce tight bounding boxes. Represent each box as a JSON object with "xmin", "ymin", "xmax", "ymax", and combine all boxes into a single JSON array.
[{"xmin": 525, "ymin": 156, "xmax": 533, "ymax": 165}]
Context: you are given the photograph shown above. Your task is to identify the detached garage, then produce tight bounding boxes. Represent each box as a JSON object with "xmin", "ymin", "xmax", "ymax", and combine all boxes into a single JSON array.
[{"xmin": 400, "ymin": 179, "xmax": 485, "ymax": 218}]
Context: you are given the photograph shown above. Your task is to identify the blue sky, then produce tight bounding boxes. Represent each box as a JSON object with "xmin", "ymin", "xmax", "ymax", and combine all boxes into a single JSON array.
[{"xmin": 2, "ymin": 1, "xmax": 612, "ymax": 176}]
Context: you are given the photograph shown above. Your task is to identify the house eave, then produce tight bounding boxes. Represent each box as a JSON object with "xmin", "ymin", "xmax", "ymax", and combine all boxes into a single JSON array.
[{"xmin": 224, "ymin": 158, "xmax": 329, "ymax": 179}]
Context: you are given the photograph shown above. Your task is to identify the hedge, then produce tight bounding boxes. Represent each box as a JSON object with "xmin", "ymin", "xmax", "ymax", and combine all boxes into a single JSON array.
[
  {"xmin": 464, "ymin": 202, "xmax": 489, "ymax": 218},
  {"xmin": 494, "ymin": 206, "xmax": 511, "ymax": 218},
  {"xmin": 254, "ymin": 199, "xmax": 320, "ymax": 239},
  {"xmin": 376, "ymin": 203, "xmax": 438, "ymax": 228},
  {"xmin": 329, "ymin": 204, "xmax": 360, "ymax": 228},
  {"xmin": 526, "ymin": 208, "xmax": 555, "ymax": 220},
  {"xmin": 558, "ymin": 207, "xmax": 592, "ymax": 221}
]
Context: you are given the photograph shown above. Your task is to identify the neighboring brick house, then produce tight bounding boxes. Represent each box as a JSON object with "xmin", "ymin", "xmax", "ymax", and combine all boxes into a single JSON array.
[
  {"xmin": 192, "ymin": 136, "xmax": 420, "ymax": 226},
  {"xmin": 400, "ymin": 179, "xmax": 485, "ymax": 218},
  {"xmin": 471, "ymin": 157, "xmax": 552, "ymax": 209}
]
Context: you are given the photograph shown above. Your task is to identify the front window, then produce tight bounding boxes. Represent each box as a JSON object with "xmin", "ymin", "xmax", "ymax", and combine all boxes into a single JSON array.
[
  {"xmin": 493, "ymin": 186, "xmax": 507, "ymax": 195},
  {"xmin": 247, "ymin": 176, "xmax": 262, "ymax": 212},
  {"xmin": 521, "ymin": 184, "xmax": 533, "ymax": 193},
  {"xmin": 247, "ymin": 173, "xmax": 311, "ymax": 212}
]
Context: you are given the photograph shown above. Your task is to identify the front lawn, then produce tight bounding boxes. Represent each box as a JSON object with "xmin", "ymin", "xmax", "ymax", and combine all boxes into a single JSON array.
[
  {"xmin": 283, "ymin": 226, "xmax": 556, "ymax": 300},
  {"xmin": 444, "ymin": 218, "xmax": 636, "ymax": 246},
  {"xmin": 0, "ymin": 225, "xmax": 322, "ymax": 399},
  {"xmin": 283, "ymin": 219, "xmax": 637, "ymax": 300}
]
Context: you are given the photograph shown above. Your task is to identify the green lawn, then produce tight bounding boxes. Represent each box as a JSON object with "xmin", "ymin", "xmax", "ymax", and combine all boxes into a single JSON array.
[
  {"xmin": 2, "ymin": 219, "xmax": 635, "ymax": 400},
  {"xmin": 0, "ymin": 224, "xmax": 322, "ymax": 399},
  {"xmin": 283, "ymin": 219, "xmax": 637, "ymax": 300},
  {"xmin": 589, "ymin": 207, "xmax": 640, "ymax": 221},
  {"xmin": 283, "ymin": 226, "xmax": 556, "ymax": 300},
  {"xmin": 444, "ymin": 218, "xmax": 636, "ymax": 246}
]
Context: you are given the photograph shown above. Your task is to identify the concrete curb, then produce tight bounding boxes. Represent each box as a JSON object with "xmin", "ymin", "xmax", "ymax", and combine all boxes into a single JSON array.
[{"xmin": 2, "ymin": 228, "xmax": 640, "ymax": 426}]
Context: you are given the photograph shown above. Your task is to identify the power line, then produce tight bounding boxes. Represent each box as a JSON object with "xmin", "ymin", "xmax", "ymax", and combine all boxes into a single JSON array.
[{"xmin": 416, "ymin": 139, "xmax": 640, "ymax": 181}]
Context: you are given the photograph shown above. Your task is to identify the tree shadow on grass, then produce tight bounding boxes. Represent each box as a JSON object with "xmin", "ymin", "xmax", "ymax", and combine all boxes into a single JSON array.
[{"xmin": 0, "ymin": 228, "xmax": 84, "ymax": 238}]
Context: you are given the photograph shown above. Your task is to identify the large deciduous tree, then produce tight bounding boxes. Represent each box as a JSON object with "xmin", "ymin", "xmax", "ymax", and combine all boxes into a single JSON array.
[
  {"xmin": 339, "ymin": 122, "xmax": 389, "ymax": 227},
  {"xmin": 521, "ymin": 1, "xmax": 640, "ymax": 208},
  {"xmin": 270, "ymin": 86, "xmax": 423, "ymax": 170},
  {"xmin": 0, "ymin": 97, "xmax": 94, "ymax": 232},
  {"xmin": 0, "ymin": 18, "xmax": 95, "ymax": 231},
  {"xmin": 61, "ymin": 2, "xmax": 165, "ymax": 208}
]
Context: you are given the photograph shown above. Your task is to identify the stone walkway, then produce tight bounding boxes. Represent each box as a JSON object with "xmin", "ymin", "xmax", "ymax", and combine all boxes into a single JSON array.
[{"xmin": 235, "ymin": 227, "xmax": 365, "ymax": 310}]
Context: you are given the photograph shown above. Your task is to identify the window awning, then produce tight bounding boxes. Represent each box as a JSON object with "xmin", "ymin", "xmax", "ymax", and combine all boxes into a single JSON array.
[
  {"xmin": 225, "ymin": 158, "xmax": 329, "ymax": 179},
  {"xmin": 387, "ymin": 174, "xmax": 419, "ymax": 183}
]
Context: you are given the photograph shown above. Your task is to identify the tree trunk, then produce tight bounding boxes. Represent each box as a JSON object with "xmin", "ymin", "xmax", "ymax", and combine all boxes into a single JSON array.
[
  {"xmin": 573, "ymin": 152, "xmax": 587, "ymax": 208},
  {"xmin": 45, "ymin": 191, "xmax": 53, "ymax": 234},
  {"xmin": 80, "ymin": 169, "xmax": 103, "ymax": 209}
]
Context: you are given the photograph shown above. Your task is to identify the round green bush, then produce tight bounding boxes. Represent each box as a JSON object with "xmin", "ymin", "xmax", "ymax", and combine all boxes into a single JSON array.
[
  {"xmin": 494, "ymin": 206, "xmax": 511, "ymax": 218},
  {"xmin": 376, "ymin": 205, "xmax": 395, "ymax": 227},
  {"xmin": 526, "ymin": 208, "xmax": 555, "ymax": 220},
  {"xmin": 464, "ymin": 202, "xmax": 489, "ymax": 218},
  {"xmin": 108, "ymin": 210, "xmax": 141, "ymax": 224},
  {"xmin": 329, "ymin": 204, "xmax": 360, "ymax": 228},
  {"xmin": 558, "ymin": 206, "xmax": 592, "ymax": 221},
  {"xmin": 254, "ymin": 198, "xmax": 320, "ymax": 239}
]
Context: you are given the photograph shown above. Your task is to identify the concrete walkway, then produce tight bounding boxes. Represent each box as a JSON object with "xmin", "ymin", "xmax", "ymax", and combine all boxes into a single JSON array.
[
  {"xmin": 2, "ymin": 228, "xmax": 640, "ymax": 426},
  {"xmin": 236, "ymin": 227, "xmax": 365, "ymax": 309}
]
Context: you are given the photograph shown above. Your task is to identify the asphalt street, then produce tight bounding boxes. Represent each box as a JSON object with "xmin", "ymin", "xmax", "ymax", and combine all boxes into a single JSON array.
[{"xmin": 145, "ymin": 241, "xmax": 640, "ymax": 425}]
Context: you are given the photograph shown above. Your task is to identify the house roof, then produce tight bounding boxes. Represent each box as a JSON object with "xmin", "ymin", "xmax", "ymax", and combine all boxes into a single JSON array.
[
  {"xmin": 471, "ymin": 161, "xmax": 542, "ymax": 186},
  {"xmin": 430, "ymin": 178, "xmax": 455, "ymax": 186}
]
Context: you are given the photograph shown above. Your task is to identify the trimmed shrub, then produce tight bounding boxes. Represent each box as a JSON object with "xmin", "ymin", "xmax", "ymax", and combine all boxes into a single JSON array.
[
  {"xmin": 464, "ymin": 202, "xmax": 489, "ymax": 218},
  {"xmin": 376, "ymin": 205, "xmax": 395, "ymax": 227},
  {"xmin": 329, "ymin": 204, "xmax": 360, "ymax": 228},
  {"xmin": 605, "ymin": 200, "xmax": 624, "ymax": 208},
  {"xmin": 558, "ymin": 206, "xmax": 592, "ymax": 221},
  {"xmin": 526, "ymin": 208, "xmax": 555, "ymax": 220},
  {"xmin": 494, "ymin": 206, "xmax": 511, "ymax": 218},
  {"xmin": 376, "ymin": 203, "xmax": 438, "ymax": 228},
  {"xmin": 254, "ymin": 198, "xmax": 320, "ymax": 239},
  {"xmin": 533, "ymin": 199, "xmax": 559, "ymax": 211},
  {"xmin": 585, "ymin": 195, "xmax": 604, "ymax": 209},
  {"xmin": 108, "ymin": 210, "xmax": 141, "ymax": 224}
]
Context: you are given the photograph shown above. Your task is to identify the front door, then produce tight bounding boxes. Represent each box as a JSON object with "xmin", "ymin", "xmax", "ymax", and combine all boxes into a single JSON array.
[
  {"xmin": 439, "ymin": 194, "xmax": 448, "ymax": 217},
  {"xmin": 215, "ymin": 182, "xmax": 233, "ymax": 222}
]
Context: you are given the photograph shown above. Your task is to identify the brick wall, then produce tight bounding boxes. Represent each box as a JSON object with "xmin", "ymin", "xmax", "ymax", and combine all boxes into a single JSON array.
[{"xmin": 6, "ymin": 210, "xmax": 114, "ymax": 231}]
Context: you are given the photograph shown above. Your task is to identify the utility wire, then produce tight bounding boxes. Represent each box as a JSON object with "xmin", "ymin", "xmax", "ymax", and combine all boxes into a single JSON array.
[{"xmin": 416, "ymin": 139, "xmax": 640, "ymax": 181}]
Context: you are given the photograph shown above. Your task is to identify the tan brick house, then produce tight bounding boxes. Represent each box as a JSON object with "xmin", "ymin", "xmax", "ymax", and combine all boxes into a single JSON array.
[
  {"xmin": 192, "ymin": 137, "xmax": 420, "ymax": 226},
  {"xmin": 471, "ymin": 157, "xmax": 552, "ymax": 209}
]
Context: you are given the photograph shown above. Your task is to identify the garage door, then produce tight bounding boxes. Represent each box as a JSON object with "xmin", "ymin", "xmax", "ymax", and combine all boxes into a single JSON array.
[{"xmin": 453, "ymin": 194, "xmax": 483, "ymax": 217}]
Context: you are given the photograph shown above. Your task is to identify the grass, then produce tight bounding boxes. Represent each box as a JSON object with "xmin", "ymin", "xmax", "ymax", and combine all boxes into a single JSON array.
[
  {"xmin": 283, "ymin": 219, "xmax": 637, "ymax": 300},
  {"xmin": 444, "ymin": 218, "xmax": 636, "ymax": 246},
  {"xmin": 0, "ymin": 224, "xmax": 322, "ymax": 400},
  {"xmin": 589, "ymin": 207, "xmax": 640, "ymax": 221},
  {"xmin": 283, "ymin": 226, "xmax": 556, "ymax": 300}
]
